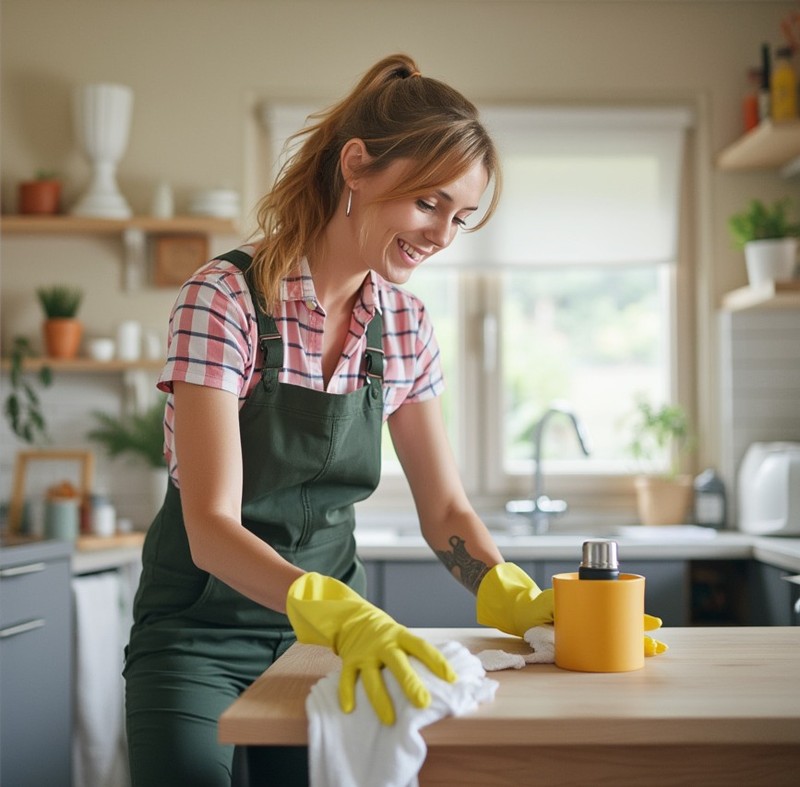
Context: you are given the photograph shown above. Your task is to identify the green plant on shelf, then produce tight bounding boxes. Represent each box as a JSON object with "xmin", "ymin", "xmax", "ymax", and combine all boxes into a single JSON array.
[
  {"xmin": 3, "ymin": 336, "xmax": 52, "ymax": 444},
  {"xmin": 86, "ymin": 397, "xmax": 167, "ymax": 469},
  {"xmin": 36, "ymin": 285, "xmax": 83, "ymax": 319},
  {"xmin": 727, "ymin": 198, "xmax": 800, "ymax": 248}
]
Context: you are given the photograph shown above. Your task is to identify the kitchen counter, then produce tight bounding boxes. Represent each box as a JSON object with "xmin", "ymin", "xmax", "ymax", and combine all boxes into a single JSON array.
[
  {"xmin": 355, "ymin": 526, "xmax": 800, "ymax": 572},
  {"xmin": 219, "ymin": 627, "xmax": 800, "ymax": 786},
  {"xmin": 0, "ymin": 532, "xmax": 144, "ymax": 575}
]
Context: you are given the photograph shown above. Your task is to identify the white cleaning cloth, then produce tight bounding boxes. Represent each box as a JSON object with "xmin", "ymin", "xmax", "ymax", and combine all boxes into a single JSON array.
[
  {"xmin": 477, "ymin": 625, "xmax": 555, "ymax": 671},
  {"xmin": 307, "ymin": 640, "xmax": 498, "ymax": 787}
]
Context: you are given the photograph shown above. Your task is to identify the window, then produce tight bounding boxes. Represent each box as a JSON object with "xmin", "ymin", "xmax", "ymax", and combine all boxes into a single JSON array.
[{"xmin": 263, "ymin": 104, "xmax": 693, "ymax": 515}]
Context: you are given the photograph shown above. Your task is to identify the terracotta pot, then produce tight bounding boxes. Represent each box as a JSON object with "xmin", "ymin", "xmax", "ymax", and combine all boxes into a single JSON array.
[
  {"xmin": 18, "ymin": 179, "xmax": 62, "ymax": 215},
  {"xmin": 634, "ymin": 474, "xmax": 693, "ymax": 525},
  {"xmin": 43, "ymin": 318, "xmax": 83, "ymax": 359}
]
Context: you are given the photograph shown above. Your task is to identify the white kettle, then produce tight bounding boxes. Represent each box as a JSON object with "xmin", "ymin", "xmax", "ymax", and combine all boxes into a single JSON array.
[{"xmin": 738, "ymin": 442, "xmax": 800, "ymax": 535}]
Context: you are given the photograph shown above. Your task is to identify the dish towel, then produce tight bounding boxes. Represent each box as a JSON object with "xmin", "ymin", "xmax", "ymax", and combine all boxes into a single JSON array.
[
  {"xmin": 476, "ymin": 624, "xmax": 555, "ymax": 671},
  {"xmin": 306, "ymin": 640, "xmax": 498, "ymax": 787},
  {"xmin": 72, "ymin": 571, "xmax": 126, "ymax": 787}
]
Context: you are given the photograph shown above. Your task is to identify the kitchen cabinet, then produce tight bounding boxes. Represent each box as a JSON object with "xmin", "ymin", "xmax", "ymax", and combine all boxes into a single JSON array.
[
  {"xmin": 541, "ymin": 559, "xmax": 688, "ymax": 626},
  {"xmin": 378, "ymin": 560, "xmax": 535, "ymax": 627},
  {"xmin": 363, "ymin": 558, "xmax": 689, "ymax": 627},
  {"xmin": 747, "ymin": 561, "xmax": 799, "ymax": 626},
  {"xmin": 0, "ymin": 538, "xmax": 73, "ymax": 787}
]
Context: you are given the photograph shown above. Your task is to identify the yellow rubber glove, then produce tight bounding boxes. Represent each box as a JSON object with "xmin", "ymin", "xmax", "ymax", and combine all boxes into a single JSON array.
[
  {"xmin": 476, "ymin": 563, "xmax": 668, "ymax": 656},
  {"xmin": 286, "ymin": 572, "xmax": 457, "ymax": 725},
  {"xmin": 476, "ymin": 562, "xmax": 554, "ymax": 635}
]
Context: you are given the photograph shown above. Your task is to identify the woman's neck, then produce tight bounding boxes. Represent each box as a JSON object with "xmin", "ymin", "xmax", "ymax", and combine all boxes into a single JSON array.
[{"xmin": 308, "ymin": 211, "xmax": 369, "ymax": 313}]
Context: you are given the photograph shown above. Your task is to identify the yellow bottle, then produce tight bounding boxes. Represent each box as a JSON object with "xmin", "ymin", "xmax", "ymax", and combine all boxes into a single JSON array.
[
  {"xmin": 553, "ymin": 540, "xmax": 645, "ymax": 672},
  {"xmin": 771, "ymin": 46, "xmax": 798, "ymax": 122}
]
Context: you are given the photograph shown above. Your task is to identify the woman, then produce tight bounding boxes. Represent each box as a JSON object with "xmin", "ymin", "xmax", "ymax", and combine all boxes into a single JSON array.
[{"xmin": 124, "ymin": 53, "xmax": 661, "ymax": 787}]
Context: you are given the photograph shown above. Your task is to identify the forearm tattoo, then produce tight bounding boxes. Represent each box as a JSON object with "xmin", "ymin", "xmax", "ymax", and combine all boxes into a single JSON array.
[{"xmin": 435, "ymin": 535, "xmax": 489, "ymax": 595}]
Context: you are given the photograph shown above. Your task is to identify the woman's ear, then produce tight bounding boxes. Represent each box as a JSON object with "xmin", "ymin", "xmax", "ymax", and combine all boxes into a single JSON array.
[{"xmin": 340, "ymin": 138, "xmax": 369, "ymax": 187}]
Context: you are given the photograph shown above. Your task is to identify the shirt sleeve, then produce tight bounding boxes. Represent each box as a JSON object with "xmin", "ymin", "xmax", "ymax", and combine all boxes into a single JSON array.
[
  {"xmin": 157, "ymin": 263, "xmax": 255, "ymax": 397},
  {"xmin": 404, "ymin": 298, "xmax": 445, "ymax": 403},
  {"xmin": 381, "ymin": 286, "xmax": 445, "ymax": 417}
]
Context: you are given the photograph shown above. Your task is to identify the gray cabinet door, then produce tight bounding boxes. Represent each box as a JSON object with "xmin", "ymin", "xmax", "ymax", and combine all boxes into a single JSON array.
[
  {"xmin": 375, "ymin": 560, "xmax": 540, "ymax": 629},
  {"xmin": 0, "ymin": 553, "xmax": 72, "ymax": 787},
  {"xmin": 541, "ymin": 560, "xmax": 688, "ymax": 627},
  {"xmin": 747, "ymin": 561, "xmax": 793, "ymax": 626},
  {"xmin": 381, "ymin": 561, "xmax": 477, "ymax": 627}
]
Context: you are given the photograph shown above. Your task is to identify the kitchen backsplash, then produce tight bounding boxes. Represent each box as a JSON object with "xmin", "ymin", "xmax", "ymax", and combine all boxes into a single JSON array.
[{"xmin": 719, "ymin": 307, "xmax": 800, "ymax": 524}]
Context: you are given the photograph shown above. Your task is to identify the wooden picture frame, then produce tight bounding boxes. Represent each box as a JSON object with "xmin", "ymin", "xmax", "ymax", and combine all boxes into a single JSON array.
[
  {"xmin": 7, "ymin": 450, "xmax": 94, "ymax": 533},
  {"xmin": 152, "ymin": 234, "xmax": 209, "ymax": 286}
]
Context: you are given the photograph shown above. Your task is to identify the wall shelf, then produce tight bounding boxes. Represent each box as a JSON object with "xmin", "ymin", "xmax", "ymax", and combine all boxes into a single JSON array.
[
  {"xmin": 0, "ymin": 214, "xmax": 238, "ymax": 235},
  {"xmin": 0, "ymin": 357, "xmax": 164, "ymax": 373},
  {"xmin": 721, "ymin": 280, "xmax": 800, "ymax": 311},
  {"xmin": 716, "ymin": 119, "xmax": 800, "ymax": 174},
  {"xmin": 0, "ymin": 214, "xmax": 239, "ymax": 290}
]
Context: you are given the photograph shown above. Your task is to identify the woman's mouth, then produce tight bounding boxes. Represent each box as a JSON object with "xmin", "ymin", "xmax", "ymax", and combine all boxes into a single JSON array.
[{"xmin": 398, "ymin": 239, "xmax": 424, "ymax": 264}]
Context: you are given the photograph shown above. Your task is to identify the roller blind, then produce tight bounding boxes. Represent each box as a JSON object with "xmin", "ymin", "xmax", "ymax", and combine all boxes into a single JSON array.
[
  {"xmin": 436, "ymin": 106, "xmax": 693, "ymax": 268},
  {"xmin": 262, "ymin": 103, "xmax": 692, "ymax": 268}
]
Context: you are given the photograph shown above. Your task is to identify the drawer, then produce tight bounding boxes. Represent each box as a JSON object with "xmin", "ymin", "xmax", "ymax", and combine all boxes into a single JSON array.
[{"xmin": 0, "ymin": 557, "xmax": 71, "ymax": 629}]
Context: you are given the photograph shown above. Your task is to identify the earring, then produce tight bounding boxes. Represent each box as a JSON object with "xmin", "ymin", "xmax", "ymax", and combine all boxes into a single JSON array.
[{"xmin": 346, "ymin": 188, "xmax": 352, "ymax": 217}]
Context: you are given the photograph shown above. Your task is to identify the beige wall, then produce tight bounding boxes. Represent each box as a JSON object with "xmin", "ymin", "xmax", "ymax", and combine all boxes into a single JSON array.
[{"xmin": 1, "ymin": 0, "xmax": 798, "ymax": 473}]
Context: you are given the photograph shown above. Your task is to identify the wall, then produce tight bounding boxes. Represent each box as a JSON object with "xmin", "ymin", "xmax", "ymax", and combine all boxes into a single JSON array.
[{"xmin": 1, "ymin": 0, "xmax": 798, "ymax": 522}]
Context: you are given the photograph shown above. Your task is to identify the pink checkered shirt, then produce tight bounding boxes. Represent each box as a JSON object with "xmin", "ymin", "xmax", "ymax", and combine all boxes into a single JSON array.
[{"xmin": 157, "ymin": 248, "xmax": 444, "ymax": 484}]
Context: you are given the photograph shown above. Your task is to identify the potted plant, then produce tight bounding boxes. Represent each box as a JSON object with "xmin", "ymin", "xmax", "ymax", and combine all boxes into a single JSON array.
[
  {"xmin": 627, "ymin": 395, "xmax": 694, "ymax": 526},
  {"xmin": 37, "ymin": 285, "xmax": 84, "ymax": 359},
  {"xmin": 86, "ymin": 398, "xmax": 169, "ymax": 514},
  {"xmin": 2, "ymin": 336, "xmax": 52, "ymax": 444},
  {"xmin": 18, "ymin": 170, "xmax": 62, "ymax": 215},
  {"xmin": 728, "ymin": 198, "xmax": 800, "ymax": 287}
]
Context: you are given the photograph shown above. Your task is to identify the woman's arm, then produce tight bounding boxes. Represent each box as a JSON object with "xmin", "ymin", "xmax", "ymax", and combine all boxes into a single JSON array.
[
  {"xmin": 388, "ymin": 397, "xmax": 505, "ymax": 594},
  {"xmin": 172, "ymin": 380, "xmax": 304, "ymax": 613}
]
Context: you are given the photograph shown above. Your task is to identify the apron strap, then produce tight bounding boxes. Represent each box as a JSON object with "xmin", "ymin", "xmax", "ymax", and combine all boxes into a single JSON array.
[
  {"xmin": 364, "ymin": 312, "xmax": 384, "ymax": 385},
  {"xmin": 215, "ymin": 250, "xmax": 282, "ymax": 390}
]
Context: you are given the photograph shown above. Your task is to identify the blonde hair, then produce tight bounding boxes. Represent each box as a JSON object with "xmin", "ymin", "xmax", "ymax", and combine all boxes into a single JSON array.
[{"xmin": 250, "ymin": 53, "xmax": 501, "ymax": 310}]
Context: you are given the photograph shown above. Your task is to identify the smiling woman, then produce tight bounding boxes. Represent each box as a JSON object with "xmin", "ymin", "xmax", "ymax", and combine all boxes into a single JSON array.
[{"xmin": 122, "ymin": 53, "xmax": 529, "ymax": 787}]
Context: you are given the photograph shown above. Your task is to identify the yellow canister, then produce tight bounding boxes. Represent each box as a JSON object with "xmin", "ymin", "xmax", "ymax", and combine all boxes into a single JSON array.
[{"xmin": 553, "ymin": 572, "xmax": 645, "ymax": 672}]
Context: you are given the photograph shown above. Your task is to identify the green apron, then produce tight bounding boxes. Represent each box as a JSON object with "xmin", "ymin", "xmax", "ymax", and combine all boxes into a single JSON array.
[{"xmin": 125, "ymin": 250, "xmax": 384, "ymax": 786}]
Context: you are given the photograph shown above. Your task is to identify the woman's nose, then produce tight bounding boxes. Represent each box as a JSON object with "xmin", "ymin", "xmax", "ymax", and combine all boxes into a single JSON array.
[{"xmin": 425, "ymin": 218, "xmax": 455, "ymax": 249}]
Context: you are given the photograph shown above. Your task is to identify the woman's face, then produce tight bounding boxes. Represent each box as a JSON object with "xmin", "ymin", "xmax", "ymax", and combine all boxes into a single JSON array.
[{"xmin": 353, "ymin": 158, "xmax": 489, "ymax": 285}]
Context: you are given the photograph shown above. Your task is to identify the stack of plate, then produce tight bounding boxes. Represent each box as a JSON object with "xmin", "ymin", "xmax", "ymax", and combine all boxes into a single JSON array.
[{"xmin": 189, "ymin": 188, "xmax": 240, "ymax": 219}]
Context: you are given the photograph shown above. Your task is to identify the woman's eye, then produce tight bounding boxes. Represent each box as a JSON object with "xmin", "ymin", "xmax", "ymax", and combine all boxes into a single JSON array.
[
  {"xmin": 416, "ymin": 199, "xmax": 435, "ymax": 212},
  {"xmin": 453, "ymin": 216, "xmax": 468, "ymax": 228}
]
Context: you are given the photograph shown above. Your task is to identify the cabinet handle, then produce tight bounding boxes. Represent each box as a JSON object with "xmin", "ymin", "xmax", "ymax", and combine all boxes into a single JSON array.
[
  {"xmin": 0, "ymin": 618, "xmax": 46, "ymax": 639},
  {"xmin": 0, "ymin": 562, "xmax": 46, "ymax": 578}
]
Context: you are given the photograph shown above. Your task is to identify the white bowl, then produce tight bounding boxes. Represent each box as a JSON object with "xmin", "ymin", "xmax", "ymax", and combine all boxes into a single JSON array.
[{"xmin": 86, "ymin": 337, "xmax": 115, "ymax": 362}]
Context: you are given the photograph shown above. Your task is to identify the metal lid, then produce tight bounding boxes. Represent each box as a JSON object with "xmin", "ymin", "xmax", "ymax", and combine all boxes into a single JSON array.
[{"xmin": 580, "ymin": 539, "xmax": 619, "ymax": 570}]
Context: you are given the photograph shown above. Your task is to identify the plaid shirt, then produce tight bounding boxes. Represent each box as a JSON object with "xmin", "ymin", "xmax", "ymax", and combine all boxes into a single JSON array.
[{"xmin": 157, "ymin": 248, "xmax": 444, "ymax": 484}]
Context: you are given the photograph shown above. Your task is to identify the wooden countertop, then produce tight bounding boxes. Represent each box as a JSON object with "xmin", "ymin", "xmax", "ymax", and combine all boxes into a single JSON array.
[{"xmin": 220, "ymin": 627, "xmax": 800, "ymax": 748}]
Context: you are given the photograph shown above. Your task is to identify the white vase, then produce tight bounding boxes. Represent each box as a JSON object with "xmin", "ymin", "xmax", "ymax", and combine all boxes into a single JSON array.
[
  {"xmin": 71, "ymin": 83, "xmax": 134, "ymax": 219},
  {"xmin": 744, "ymin": 238, "xmax": 798, "ymax": 287}
]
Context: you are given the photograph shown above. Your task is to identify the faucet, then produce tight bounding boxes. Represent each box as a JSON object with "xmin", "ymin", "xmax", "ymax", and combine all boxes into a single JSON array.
[{"xmin": 505, "ymin": 401, "xmax": 591, "ymax": 534}]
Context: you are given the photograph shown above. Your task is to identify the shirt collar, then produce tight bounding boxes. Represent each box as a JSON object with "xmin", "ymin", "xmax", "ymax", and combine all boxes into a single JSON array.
[{"xmin": 279, "ymin": 258, "xmax": 383, "ymax": 316}]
